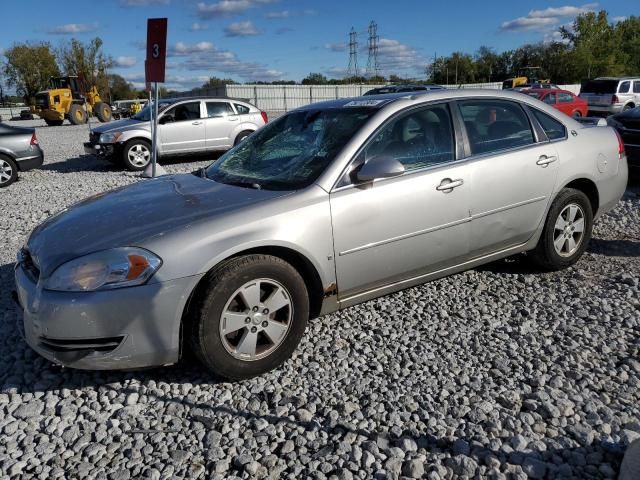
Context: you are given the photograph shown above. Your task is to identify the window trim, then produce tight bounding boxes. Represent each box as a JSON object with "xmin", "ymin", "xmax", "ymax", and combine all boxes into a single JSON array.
[
  {"xmin": 453, "ymin": 98, "xmax": 540, "ymax": 160},
  {"xmin": 331, "ymin": 101, "xmax": 465, "ymax": 192}
]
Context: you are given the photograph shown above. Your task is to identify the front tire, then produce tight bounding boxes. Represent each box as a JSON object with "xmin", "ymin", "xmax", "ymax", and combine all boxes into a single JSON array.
[
  {"xmin": 0, "ymin": 155, "xmax": 18, "ymax": 188},
  {"xmin": 530, "ymin": 188, "xmax": 593, "ymax": 271},
  {"xmin": 188, "ymin": 255, "xmax": 309, "ymax": 380},
  {"xmin": 122, "ymin": 139, "xmax": 152, "ymax": 171},
  {"xmin": 95, "ymin": 102, "xmax": 112, "ymax": 122},
  {"xmin": 69, "ymin": 104, "xmax": 87, "ymax": 125}
]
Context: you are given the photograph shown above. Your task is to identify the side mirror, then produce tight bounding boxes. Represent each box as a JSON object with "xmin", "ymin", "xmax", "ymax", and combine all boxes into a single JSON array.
[{"xmin": 354, "ymin": 155, "xmax": 405, "ymax": 183}]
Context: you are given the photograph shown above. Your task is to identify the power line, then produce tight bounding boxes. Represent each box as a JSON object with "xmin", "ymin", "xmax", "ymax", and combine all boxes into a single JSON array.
[
  {"xmin": 347, "ymin": 27, "xmax": 359, "ymax": 78},
  {"xmin": 366, "ymin": 21, "xmax": 379, "ymax": 78}
]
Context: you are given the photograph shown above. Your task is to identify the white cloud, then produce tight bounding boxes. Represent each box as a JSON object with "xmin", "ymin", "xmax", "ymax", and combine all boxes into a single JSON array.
[
  {"xmin": 48, "ymin": 23, "xmax": 99, "ymax": 34},
  {"xmin": 196, "ymin": 0, "xmax": 279, "ymax": 19},
  {"xmin": 265, "ymin": 10, "xmax": 289, "ymax": 19},
  {"xmin": 114, "ymin": 56, "xmax": 137, "ymax": 67},
  {"xmin": 375, "ymin": 38, "xmax": 426, "ymax": 75},
  {"xmin": 224, "ymin": 21, "xmax": 260, "ymax": 37},
  {"xmin": 168, "ymin": 41, "xmax": 216, "ymax": 56},
  {"xmin": 613, "ymin": 16, "xmax": 628, "ymax": 23},
  {"xmin": 500, "ymin": 3, "xmax": 598, "ymax": 32},
  {"xmin": 190, "ymin": 22, "xmax": 209, "ymax": 31},
  {"xmin": 324, "ymin": 43, "xmax": 347, "ymax": 52}
]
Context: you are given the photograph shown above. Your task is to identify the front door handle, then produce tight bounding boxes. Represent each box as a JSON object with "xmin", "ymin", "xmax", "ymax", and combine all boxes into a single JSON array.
[
  {"xmin": 436, "ymin": 178, "xmax": 464, "ymax": 192},
  {"xmin": 537, "ymin": 155, "xmax": 557, "ymax": 167},
  {"xmin": 228, "ymin": 117, "xmax": 239, "ymax": 122},
  {"xmin": 192, "ymin": 121, "xmax": 203, "ymax": 125}
]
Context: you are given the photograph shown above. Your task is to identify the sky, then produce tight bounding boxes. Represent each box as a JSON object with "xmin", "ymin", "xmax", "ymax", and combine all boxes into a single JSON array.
[{"xmin": 0, "ymin": 0, "xmax": 636, "ymax": 91}]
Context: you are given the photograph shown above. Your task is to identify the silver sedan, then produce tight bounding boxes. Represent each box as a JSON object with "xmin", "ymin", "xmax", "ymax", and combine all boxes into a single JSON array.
[{"xmin": 15, "ymin": 90, "xmax": 628, "ymax": 379}]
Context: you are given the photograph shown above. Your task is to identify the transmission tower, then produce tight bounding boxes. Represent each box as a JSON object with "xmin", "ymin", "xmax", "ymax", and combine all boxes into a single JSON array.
[
  {"xmin": 347, "ymin": 27, "xmax": 359, "ymax": 79},
  {"xmin": 366, "ymin": 21, "xmax": 380, "ymax": 78}
]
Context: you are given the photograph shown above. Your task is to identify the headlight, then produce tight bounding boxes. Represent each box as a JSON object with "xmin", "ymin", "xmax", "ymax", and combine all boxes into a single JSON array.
[
  {"xmin": 44, "ymin": 247, "xmax": 162, "ymax": 292},
  {"xmin": 99, "ymin": 132, "xmax": 123, "ymax": 144}
]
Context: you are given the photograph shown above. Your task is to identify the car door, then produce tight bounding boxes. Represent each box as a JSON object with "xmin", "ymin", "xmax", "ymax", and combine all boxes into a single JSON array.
[
  {"xmin": 204, "ymin": 101, "xmax": 237, "ymax": 150},
  {"xmin": 158, "ymin": 101, "xmax": 205, "ymax": 154},
  {"xmin": 330, "ymin": 103, "xmax": 471, "ymax": 301},
  {"xmin": 557, "ymin": 92, "xmax": 575, "ymax": 116},
  {"xmin": 457, "ymin": 99, "xmax": 560, "ymax": 258}
]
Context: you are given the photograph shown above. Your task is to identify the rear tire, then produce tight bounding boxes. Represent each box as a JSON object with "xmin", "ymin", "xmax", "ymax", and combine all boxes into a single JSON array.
[
  {"xmin": 0, "ymin": 155, "xmax": 18, "ymax": 188},
  {"xmin": 122, "ymin": 139, "xmax": 152, "ymax": 171},
  {"xmin": 623, "ymin": 104, "xmax": 634, "ymax": 112},
  {"xmin": 188, "ymin": 254, "xmax": 309, "ymax": 380},
  {"xmin": 234, "ymin": 130, "xmax": 253, "ymax": 145},
  {"xmin": 95, "ymin": 102, "xmax": 112, "ymax": 122},
  {"xmin": 69, "ymin": 105, "xmax": 87, "ymax": 125},
  {"xmin": 572, "ymin": 110, "xmax": 582, "ymax": 118},
  {"xmin": 529, "ymin": 188, "xmax": 593, "ymax": 271}
]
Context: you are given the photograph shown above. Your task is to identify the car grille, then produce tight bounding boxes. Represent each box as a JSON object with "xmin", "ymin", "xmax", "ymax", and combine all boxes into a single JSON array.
[
  {"xmin": 35, "ymin": 93, "xmax": 49, "ymax": 109},
  {"xmin": 19, "ymin": 248, "xmax": 40, "ymax": 282},
  {"xmin": 38, "ymin": 335, "xmax": 125, "ymax": 353}
]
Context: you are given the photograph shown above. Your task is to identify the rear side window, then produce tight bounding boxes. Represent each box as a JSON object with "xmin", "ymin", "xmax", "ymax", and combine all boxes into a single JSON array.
[
  {"xmin": 543, "ymin": 93, "xmax": 556, "ymax": 105},
  {"xmin": 634, "ymin": 82, "xmax": 640, "ymax": 93},
  {"xmin": 363, "ymin": 104, "xmax": 455, "ymax": 171},
  {"xmin": 531, "ymin": 109, "xmax": 566, "ymax": 141},
  {"xmin": 206, "ymin": 102, "xmax": 233, "ymax": 118},
  {"xmin": 458, "ymin": 100, "xmax": 534, "ymax": 155},
  {"xmin": 234, "ymin": 103, "xmax": 250, "ymax": 114},
  {"xmin": 558, "ymin": 93, "xmax": 573, "ymax": 103},
  {"xmin": 619, "ymin": 81, "xmax": 631, "ymax": 93}
]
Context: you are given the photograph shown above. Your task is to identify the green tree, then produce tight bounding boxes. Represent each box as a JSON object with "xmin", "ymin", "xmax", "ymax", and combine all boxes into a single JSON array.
[
  {"xmin": 108, "ymin": 73, "xmax": 136, "ymax": 101},
  {"xmin": 57, "ymin": 37, "xmax": 113, "ymax": 97},
  {"xmin": 3, "ymin": 42, "xmax": 60, "ymax": 104},
  {"xmin": 614, "ymin": 16, "xmax": 640, "ymax": 75},
  {"xmin": 301, "ymin": 73, "xmax": 328, "ymax": 85},
  {"xmin": 202, "ymin": 76, "xmax": 237, "ymax": 87}
]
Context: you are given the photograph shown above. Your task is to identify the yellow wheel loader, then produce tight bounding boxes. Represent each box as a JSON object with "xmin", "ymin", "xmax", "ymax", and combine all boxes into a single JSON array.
[{"xmin": 32, "ymin": 76, "xmax": 112, "ymax": 126}]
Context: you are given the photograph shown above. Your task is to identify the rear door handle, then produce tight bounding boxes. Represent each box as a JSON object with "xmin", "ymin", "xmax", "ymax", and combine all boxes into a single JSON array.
[
  {"xmin": 536, "ymin": 155, "xmax": 557, "ymax": 167},
  {"xmin": 228, "ymin": 117, "xmax": 239, "ymax": 122},
  {"xmin": 192, "ymin": 121, "xmax": 203, "ymax": 125},
  {"xmin": 436, "ymin": 178, "xmax": 464, "ymax": 192}
]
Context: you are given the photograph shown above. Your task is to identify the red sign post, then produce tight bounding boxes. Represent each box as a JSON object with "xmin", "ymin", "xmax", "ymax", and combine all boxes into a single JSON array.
[{"xmin": 145, "ymin": 18, "xmax": 167, "ymax": 178}]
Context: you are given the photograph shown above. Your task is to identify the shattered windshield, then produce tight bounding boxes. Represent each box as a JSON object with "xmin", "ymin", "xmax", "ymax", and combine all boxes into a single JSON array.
[{"xmin": 206, "ymin": 107, "xmax": 376, "ymax": 190}]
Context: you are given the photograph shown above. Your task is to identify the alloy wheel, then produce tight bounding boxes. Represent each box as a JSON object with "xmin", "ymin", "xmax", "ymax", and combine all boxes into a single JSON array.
[
  {"xmin": 128, "ymin": 144, "xmax": 150, "ymax": 167},
  {"xmin": 0, "ymin": 158, "xmax": 14, "ymax": 185},
  {"xmin": 219, "ymin": 278, "xmax": 293, "ymax": 361},
  {"xmin": 553, "ymin": 203, "xmax": 586, "ymax": 257}
]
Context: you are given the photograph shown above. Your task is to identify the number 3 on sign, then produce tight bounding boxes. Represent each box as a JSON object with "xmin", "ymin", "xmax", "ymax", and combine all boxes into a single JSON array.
[{"xmin": 152, "ymin": 43, "xmax": 160, "ymax": 59}]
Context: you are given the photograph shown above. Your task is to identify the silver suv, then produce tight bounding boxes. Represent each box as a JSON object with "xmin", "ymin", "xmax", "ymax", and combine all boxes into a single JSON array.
[
  {"xmin": 85, "ymin": 97, "xmax": 268, "ymax": 170},
  {"xmin": 579, "ymin": 77, "xmax": 640, "ymax": 116}
]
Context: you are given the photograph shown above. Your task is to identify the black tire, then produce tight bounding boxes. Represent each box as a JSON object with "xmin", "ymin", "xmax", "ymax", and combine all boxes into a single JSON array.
[
  {"xmin": 572, "ymin": 110, "xmax": 582, "ymax": 118},
  {"xmin": 45, "ymin": 119, "xmax": 64, "ymax": 127},
  {"xmin": 529, "ymin": 188, "xmax": 593, "ymax": 271},
  {"xmin": 122, "ymin": 139, "xmax": 152, "ymax": 171},
  {"xmin": 68, "ymin": 104, "xmax": 87, "ymax": 125},
  {"xmin": 188, "ymin": 254, "xmax": 309, "ymax": 380},
  {"xmin": 234, "ymin": 130, "xmax": 253, "ymax": 145},
  {"xmin": 95, "ymin": 102, "xmax": 112, "ymax": 122},
  {"xmin": 0, "ymin": 155, "xmax": 18, "ymax": 188},
  {"xmin": 623, "ymin": 104, "xmax": 634, "ymax": 112}
]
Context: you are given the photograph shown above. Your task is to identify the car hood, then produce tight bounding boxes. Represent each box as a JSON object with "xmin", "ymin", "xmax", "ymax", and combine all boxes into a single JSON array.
[
  {"xmin": 27, "ymin": 173, "xmax": 291, "ymax": 277},
  {"xmin": 91, "ymin": 117, "xmax": 148, "ymax": 135},
  {"xmin": 613, "ymin": 108, "xmax": 640, "ymax": 129}
]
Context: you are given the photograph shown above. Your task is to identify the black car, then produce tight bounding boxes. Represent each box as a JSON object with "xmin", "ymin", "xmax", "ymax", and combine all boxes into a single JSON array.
[
  {"xmin": 608, "ymin": 107, "xmax": 640, "ymax": 176},
  {"xmin": 363, "ymin": 84, "xmax": 445, "ymax": 96},
  {"xmin": 0, "ymin": 123, "xmax": 44, "ymax": 187}
]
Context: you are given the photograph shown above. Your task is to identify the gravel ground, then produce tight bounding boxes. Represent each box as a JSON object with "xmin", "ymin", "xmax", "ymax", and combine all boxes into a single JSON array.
[{"xmin": 1, "ymin": 120, "xmax": 639, "ymax": 480}]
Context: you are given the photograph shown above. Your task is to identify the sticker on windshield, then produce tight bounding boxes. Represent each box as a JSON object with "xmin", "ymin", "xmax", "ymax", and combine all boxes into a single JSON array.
[{"xmin": 344, "ymin": 100, "xmax": 385, "ymax": 107}]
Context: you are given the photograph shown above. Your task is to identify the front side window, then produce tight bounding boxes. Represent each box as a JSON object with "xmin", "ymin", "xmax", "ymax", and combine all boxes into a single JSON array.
[
  {"xmin": 531, "ymin": 109, "xmax": 566, "ymax": 141},
  {"xmin": 206, "ymin": 108, "xmax": 376, "ymax": 190},
  {"xmin": 634, "ymin": 82, "xmax": 640, "ymax": 94},
  {"xmin": 558, "ymin": 92, "xmax": 574, "ymax": 103},
  {"xmin": 163, "ymin": 101, "xmax": 201, "ymax": 122},
  {"xmin": 207, "ymin": 102, "xmax": 234, "ymax": 117},
  {"xmin": 619, "ymin": 81, "xmax": 630, "ymax": 93},
  {"xmin": 458, "ymin": 100, "xmax": 534, "ymax": 155},
  {"xmin": 361, "ymin": 104, "xmax": 455, "ymax": 171}
]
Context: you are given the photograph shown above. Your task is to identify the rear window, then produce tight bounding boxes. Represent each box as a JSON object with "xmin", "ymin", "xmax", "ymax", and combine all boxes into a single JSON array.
[{"xmin": 581, "ymin": 80, "xmax": 619, "ymax": 94}]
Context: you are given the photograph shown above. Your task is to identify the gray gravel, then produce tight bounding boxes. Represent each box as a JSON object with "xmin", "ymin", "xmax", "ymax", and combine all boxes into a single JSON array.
[{"xmin": 1, "ymin": 119, "xmax": 639, "ymax": 479}]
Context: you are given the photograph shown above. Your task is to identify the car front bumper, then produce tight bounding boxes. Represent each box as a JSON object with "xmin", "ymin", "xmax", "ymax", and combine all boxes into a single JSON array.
[
  {"xmin": 83, "ymin": 142, "xmax": 116, "ymax": 158},
  {"xmin": 14, "ymin": 263, "xmax": 203, "ymax": 370}
]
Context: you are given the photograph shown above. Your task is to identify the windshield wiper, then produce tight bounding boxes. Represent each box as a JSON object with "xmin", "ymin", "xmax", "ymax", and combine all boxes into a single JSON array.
[{"xmin": 225, "ymin": 180, "xmax": 262, "ymax": 190}]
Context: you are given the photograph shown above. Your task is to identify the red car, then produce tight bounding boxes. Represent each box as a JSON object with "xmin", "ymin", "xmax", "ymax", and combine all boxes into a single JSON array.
[{"xmin": 522, "ymin": 88, "xmax": 589, "ymax": 118}]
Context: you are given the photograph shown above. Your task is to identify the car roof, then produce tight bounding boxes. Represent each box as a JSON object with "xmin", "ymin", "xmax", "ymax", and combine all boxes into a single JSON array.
[
  {"xmin": 522, "ymin": 88, "xmax": 573, "ymax": 94},
  {"xmin": 295, "ymin": 88, "xmax": 571, "ymax": 112},
  {"xmin": 160, "ymin": 96, "xmax": 252, "ymax": 104},
  {"xmin": 592, "ymin": 77, "xmax": 640, "ymax": 81}
]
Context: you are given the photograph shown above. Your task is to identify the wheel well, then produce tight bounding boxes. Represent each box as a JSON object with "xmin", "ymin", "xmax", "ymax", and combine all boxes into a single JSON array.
[
  {"xmin": 564, "ymin": 178, "xmax": 599, "ymax": 213},
  {"xmin": 181, "ymin": 246, "xmax": 326, "ymax": 352}
]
